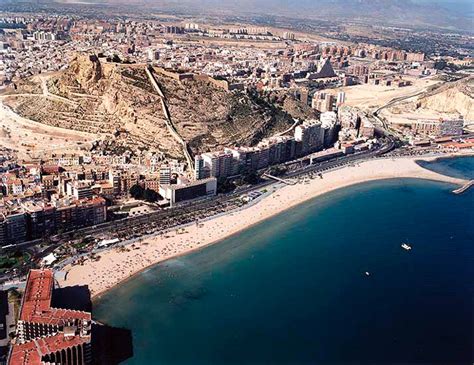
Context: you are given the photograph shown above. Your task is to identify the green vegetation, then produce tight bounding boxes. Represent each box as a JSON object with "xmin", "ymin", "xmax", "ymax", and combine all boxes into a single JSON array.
[
  {"xmin": 72, "ymin": 240, "xmax": 91, "ymax": 250},
  {"xmin": 217, "ymin": 177, "xmax": 236, "ymax": 194},
  {"xmin": 8, "ymin": 288, "xmax": 22, "ymax": 325},
  {"xmin": 235, "ymin": 166, "xmax": 261, "ymax": 186},
  {"xmin": 0, "ymin": 251, "xmax": 31, "ymax": 272},
  {"xmin": 268, "ymin": 166, "xmax": 288, "ymax": 177},
  {"xmin": 242, "ymin": 171, "xmax": 259, "ymax": 185}
]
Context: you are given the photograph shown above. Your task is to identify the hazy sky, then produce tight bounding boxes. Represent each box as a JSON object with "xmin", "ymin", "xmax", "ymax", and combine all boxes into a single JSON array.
[
  {"xmin": 43, "ymin": 0, "xmax": 473, "ymax": 13},
  {"xmin": 414, "ymin": 0, "xmax": 473, "ymax": 9}
]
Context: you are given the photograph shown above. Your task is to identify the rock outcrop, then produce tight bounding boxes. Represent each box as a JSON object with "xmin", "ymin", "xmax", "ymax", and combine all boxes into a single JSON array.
[
  {"xmin": 416, "ymin": 76, "xmax": 473, "ymax": 121},
  {"xmin": 4, "ymin": 54, "xmax": 307, "ymax": 160}
]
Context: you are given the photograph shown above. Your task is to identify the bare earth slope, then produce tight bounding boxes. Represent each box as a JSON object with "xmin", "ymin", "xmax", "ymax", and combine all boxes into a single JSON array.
[
  {"xmin": 382, "ymin": 76, "xmax": 473, "ymax": 126},
  {"xmin": 415, "ymin": 76, "xmax": 473, "ymax": 121},
  {"xmin": 4, "ymin": 54, "xmax": 297, "ymax": 160}
]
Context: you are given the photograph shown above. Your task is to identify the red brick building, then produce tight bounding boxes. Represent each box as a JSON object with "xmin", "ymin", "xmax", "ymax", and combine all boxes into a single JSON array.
[{"xmin": 8, "ymin": 269, "xmax": 92, "ymax": 365}]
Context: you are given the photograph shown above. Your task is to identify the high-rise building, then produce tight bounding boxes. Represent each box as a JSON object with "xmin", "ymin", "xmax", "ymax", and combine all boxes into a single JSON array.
[
  {"xmin": 338, "ymin": 107, "xmax": 360, "ymax": 130},
  {"xmin": 147, "ymin": 48, "xmax": 160, "ymax": 62},
  {"xmin": 0, "ymin": 216, "xmax": 6, "ymax": 247},
  {"xmin": 225, "ymin": 146, "xmax": 266, "ymax": 172},
  {"xmin": 159, "ymin": 166, "xmax": 171, "ymax": 185},
  {"xmin": 164, "ymin": 26, "xmax": 184, "ymax": 34},
  {"xmin": 200, "ymin": 152, "xmax": 234, "ymax": 179},
  {"xmin": 8, "ymin": 269, "xmax": 92, "ymax": 365},
  {"xmin": 108, "ymin": 170, "xmax": 121, "ymax": 194},
  {"xmin": 311, "ymin": 92, "xmax": 325, "ymax": 109},
  {"xmin": 324, "ymin": 94, "xmax": 335, "ymax": 112},
  {"xmin": 359, "ymin": 118, "xmax": 376, "ymax": 138},
  {"xmin": 258, "ymin": 136, "xmax": 296, "ymax": 165},
  {"xmin": 1, "ymin": 196, "xmax": 106, "ymax": 247},
  {"xmin": 312, "ymin": 92, "xmax": 335, "ymax": 112},
  {"xmin": 300, "ymin": 88, "xmax": 309, "ymax": 106},
  {"xmin": 247, "ymin": 27, "xmax": 268, "ymax": 35},
  {"xmin": 406, "ymin": 52, "xmax": 425, "ymax": 62},
  {"xmin": 66, "ymin": 181, "xmax": 93, "ymax": 200},
  {"xmin": 184, "ymin": 23, "xmax": 200, "ymax": 31},
  {"xmin": 0, "ymin": 209, "xmax": 26, "ymax": 247},
  {"xmin": 52, "ymin": 196, "xmax": 107, "ymax": 232},
  {"xmin": 294, "ymin": 120, "xmax": 324, "ymax": 155},
  {"xmin": 33, "ymin": 31, "xmax": 56, "ymax": 42},
  {"xmin": 337, "ymin": 92, "xmax": 346, "ymax": 105},
  {"xmin": 194, "ymin": 155, "xmax": 209, "ymax": 180},
  {"xmin": 350, "ymin": 64, "xmax": 369, "ymax": 76},
  {"xmin": 21, "ymin": 201, "xmax": 56, "ymax": 241},
  {"xmin": 321, "ymin": 112, "xmax": 339, "ymax": 148}
]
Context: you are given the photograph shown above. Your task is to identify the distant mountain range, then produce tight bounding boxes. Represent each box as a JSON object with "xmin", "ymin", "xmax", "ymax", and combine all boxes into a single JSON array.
[{"xmin": 2, "ymin": 0, "xmax": 473, "ymax": 31}]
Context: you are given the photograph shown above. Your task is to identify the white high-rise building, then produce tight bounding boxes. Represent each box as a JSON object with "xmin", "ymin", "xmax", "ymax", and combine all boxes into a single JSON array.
[
  {"xmin": 147, "ymin": 49, "xmax": 160, "ymax": 62},
  {"xmin": 321, "ymin": 112, "xmax": 339, "ymax": 148},
  {"xmin": 337, "ymin": 91, "xmax": 346, "ymax": 105},
  {"xmin": 283, "ymin": 32, "xmax": 295, "ymax": 40},
  {"xmin": 159, "ymin": 166, "xmax": 171, "ymax": 185},
  {"xmin": 294, "ymin": 119, "xmax": 324, "ymax": 154},
  {"xmin": 184, "ymin": 23, "xmax": 200, "ymax": 31},
  {"xmin": 195, "ymin": 151, "xmax": 234, "ymax": 179}
]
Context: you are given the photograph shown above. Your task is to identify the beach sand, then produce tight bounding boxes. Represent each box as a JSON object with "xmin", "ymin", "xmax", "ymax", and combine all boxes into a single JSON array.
[{"xmin": 57, "ymin": 157, "xmax": 468, "ymax": 298}]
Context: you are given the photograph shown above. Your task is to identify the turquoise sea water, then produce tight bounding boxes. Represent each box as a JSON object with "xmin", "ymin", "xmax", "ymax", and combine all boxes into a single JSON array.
[
  {"xmin": 417, "ymin": 155, "xmax": 474, "ymax": 180},
  {"xmin": 94, "ymin": 159, "xmax": 474, "ymax": 365}
]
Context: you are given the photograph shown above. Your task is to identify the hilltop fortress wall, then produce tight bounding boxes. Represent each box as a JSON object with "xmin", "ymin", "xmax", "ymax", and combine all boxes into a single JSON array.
[{"xmin": 152, "ymin": 66, "xmax": 244, "ymax": 92}]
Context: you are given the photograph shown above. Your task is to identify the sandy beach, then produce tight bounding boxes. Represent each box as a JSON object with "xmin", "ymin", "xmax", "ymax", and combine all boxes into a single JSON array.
[{"xmin": 57, "ymin": 157, "xmax": 469, "ymax": 298}]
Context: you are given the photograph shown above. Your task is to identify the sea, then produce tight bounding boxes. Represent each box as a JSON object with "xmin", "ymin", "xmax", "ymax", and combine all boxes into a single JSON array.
[{"xmin": 94, "ymin": 157, "xmax": 474, "ymax": 365}]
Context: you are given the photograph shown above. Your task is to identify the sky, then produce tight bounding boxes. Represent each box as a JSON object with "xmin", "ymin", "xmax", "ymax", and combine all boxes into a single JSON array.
[{"xmin": 414, "ymin": 0, "xmax": 473, "ymax": 11}]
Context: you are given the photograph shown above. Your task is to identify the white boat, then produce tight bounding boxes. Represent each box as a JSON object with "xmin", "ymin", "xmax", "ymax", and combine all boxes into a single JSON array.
[
  {"xmin": 365, "ymin": 271, "xmax": 370, "ymax": 276},
  {"xmin": 401, "ymin": 243, "xmax": 412, "ymax": 251}
]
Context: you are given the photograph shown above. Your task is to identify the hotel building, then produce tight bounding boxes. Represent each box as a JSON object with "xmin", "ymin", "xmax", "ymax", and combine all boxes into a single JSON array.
[
  {"xmin": 159, "ymin": 177, "xmax": 217, "ymax": 205},
  {"xmin": 294, "ymin": 119, "xmax": 324, "ymax": 155},
  {"xmin": 8, "ymin": 269, "xmax": 92, "ymax": 365}
]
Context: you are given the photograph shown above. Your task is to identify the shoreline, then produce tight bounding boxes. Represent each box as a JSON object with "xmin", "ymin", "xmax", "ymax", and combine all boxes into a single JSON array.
[{"xmin": 57, "ymin": 155, "xmax": 471, "ymax": 300}]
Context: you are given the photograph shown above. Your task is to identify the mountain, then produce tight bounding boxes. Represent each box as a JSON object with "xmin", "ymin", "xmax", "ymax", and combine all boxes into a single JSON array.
[
  {"xmin": 40, "ymin": 0, "xmax": 472, "ymax": 30},
  {"xmin": 2, "ymin": 0, "xmax": 470, "ymax": 30},
  {"xmin": 3, "ymin": 55, "xmax": 305, "ymax": 159}
]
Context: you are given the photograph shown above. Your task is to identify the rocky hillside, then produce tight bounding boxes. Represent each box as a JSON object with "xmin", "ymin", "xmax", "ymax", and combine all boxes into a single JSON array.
[
  {"xmin": 4, "ymin": 54, "xmax": 304, "ymax": 160},
  {"xmin": 416, "ymin": 76, "xmax": 473, "ymax": 121},
  {"xmin": 385, "ymin": 76, "xmax": 473, "ymax": 123}
]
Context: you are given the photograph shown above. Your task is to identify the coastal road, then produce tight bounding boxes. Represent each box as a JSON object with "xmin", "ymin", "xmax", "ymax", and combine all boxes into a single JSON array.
[
  {"xmin": 0, "ymin": 138, "xmax": 398, "ymax": 285},
  {"xmin": 1, "ymin": 139, "xmax": 394, "ymax": 254}
]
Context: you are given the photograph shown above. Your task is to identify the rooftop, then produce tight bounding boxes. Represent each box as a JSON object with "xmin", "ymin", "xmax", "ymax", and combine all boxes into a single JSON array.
[
  {"xmin": 9, "ymin": 331, "xmax": 90, "ymax": 365},
  {"xmin": 9, "ymin": 269, "xmax": 92, "ymax": 365}
]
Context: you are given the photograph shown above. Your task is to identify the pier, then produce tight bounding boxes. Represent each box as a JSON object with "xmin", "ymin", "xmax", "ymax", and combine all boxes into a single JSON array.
[
  {"xmin": 263, "ymin": 173, "xmax": 296, "ymax": 185},
  {"xmin": 453, "ymin": 180, "xmax": 474, "ymax": 194}
]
